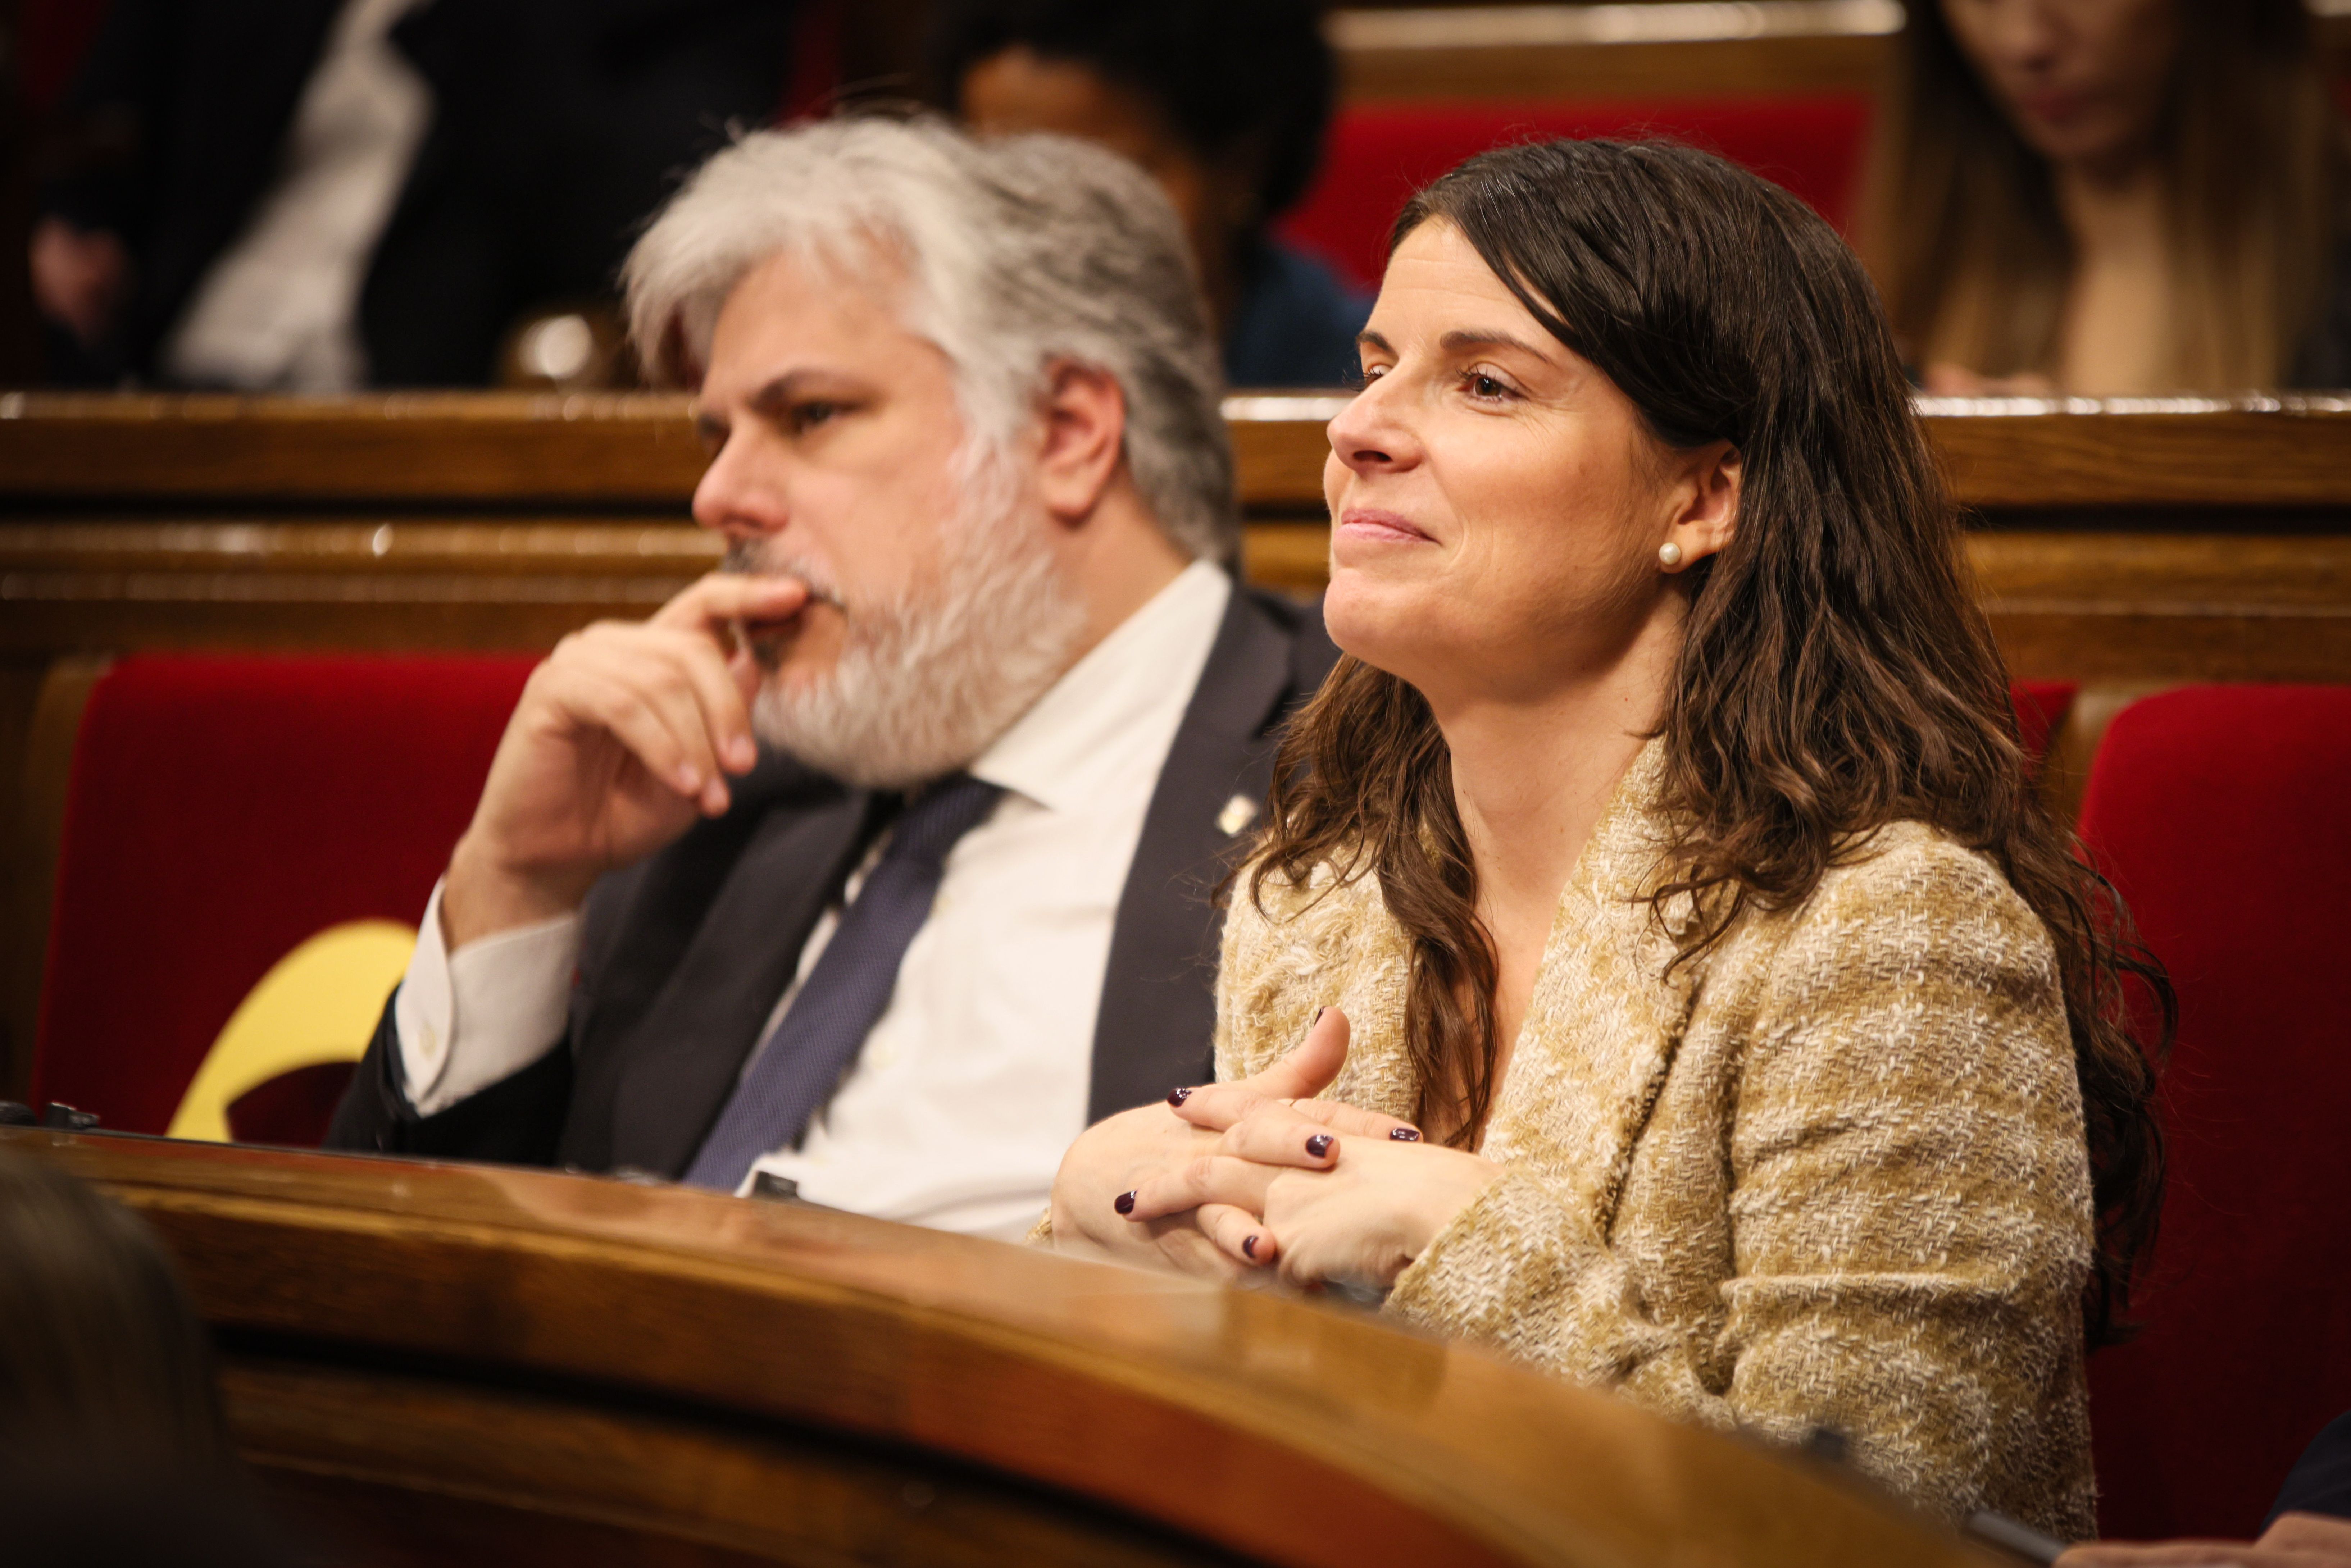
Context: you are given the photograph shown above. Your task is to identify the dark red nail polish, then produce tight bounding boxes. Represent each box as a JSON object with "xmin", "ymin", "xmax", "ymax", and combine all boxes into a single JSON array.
[
  {"xmin": 1242, "ymin": 1235, "xmax": 1258, "ymax": 1259},
  {"xmin": 1306, "ymin": 1133, "xmax": 1333, "ymax": 1158},
  {"xmin": 1390, "ymin": 1127, "xmax": 1422, "ymax": 1142},
  {"xmin": 1114, "ymin": 1190, "xmax": 1136, "ymax": 1216},
  {"xmin": 1167, "ymin": 1086, "xmax": 1193, "ymax": 1106}
]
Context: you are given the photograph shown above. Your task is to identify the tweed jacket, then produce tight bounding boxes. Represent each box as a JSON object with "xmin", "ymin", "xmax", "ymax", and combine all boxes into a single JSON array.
[{"xmin": 1216, "ymin": 742, "xmax": 2098, "ymax": 1539}]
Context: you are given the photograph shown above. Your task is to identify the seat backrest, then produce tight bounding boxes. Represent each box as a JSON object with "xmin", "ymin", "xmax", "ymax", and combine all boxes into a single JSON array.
[
  {"xmin": 1278, "ymin": 96, "xmax": 1874, "ymax": 292},
  {"xmin": 2013, "ymin": 680, "xmax": 2075, "ymax": 781},
  {"xmin": 2076, "ymin": 685, "xmax": 2351, "ymax": 1539},
  {"xmin": 32, "ymin": 655, "xmax": 536, "ymax": 1139}
]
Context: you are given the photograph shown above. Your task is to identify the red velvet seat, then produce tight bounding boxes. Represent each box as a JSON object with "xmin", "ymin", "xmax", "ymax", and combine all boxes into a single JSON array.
[
  {"xmin": 1279, "ymin": 97, "xmax": 1874, "ymax": 291},
  {"xmin": 2076, "ymin": 686, "xmax": 2351, "ymax": 1540},
  {"xmin": 33, "ymin": 655, "xmax": 536, "ymax": 1144},
  {"xmin": 2013, "ymin": 680, "xmax": 2075, "ymax": 780}
]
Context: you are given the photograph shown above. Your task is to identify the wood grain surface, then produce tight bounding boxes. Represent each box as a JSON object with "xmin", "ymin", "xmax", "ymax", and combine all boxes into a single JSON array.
[
  {"xmin": 1325, "ymin": 4, "xmax": 2351, "ymax": 103},
  {"xmin": 0, "ymin": 1129, "xmax": 1997, "ymax": 1568},
  {"xmin": 8, "ymin": 520, "xmax": 2343, "ymax": 682},
  {"xmin": 0, "ymin": 393, "xmax": 709, "ymax": 507},
  {"xmin": 10, "ymin": 392, "xmax": 2351, "ymax": 514}
]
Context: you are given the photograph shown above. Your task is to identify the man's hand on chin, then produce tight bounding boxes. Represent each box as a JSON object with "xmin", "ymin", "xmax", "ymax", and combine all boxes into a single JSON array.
[{"xmin": 441, "ymin": 571, "xmax": 809, "ymax": 948}]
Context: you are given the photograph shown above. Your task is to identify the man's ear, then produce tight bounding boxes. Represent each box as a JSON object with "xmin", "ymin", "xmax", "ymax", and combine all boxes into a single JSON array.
[
  {"xmin": 1660, "ymin": 440, "xmax": 1740, "ymax": 570},
  {"xmin": 1035, "ymin": 359, "xmax": 1128, "ymax": 527}
]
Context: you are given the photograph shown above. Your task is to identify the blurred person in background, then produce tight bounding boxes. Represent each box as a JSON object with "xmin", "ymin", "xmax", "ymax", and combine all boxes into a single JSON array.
[
  {"xmin": 28, "ymin": 0, "xmax": 797, "ymax": 389},
  {"xmin": 1861, "ymin": 0, "xmax": 2351, "ymax": 395},
  {"xmin": 932, "ymin": 0, "xmax": 1370, "ymax": 388},
  {"xmin": 0, "ymin": 1152, "xmax": 298, "ymax": 1566}
]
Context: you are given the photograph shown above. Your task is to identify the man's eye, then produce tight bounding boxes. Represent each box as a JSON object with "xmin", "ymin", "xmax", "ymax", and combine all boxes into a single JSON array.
[{"xmin": 792, "ymin": 400, "xmax": 841, "ymax": 431}]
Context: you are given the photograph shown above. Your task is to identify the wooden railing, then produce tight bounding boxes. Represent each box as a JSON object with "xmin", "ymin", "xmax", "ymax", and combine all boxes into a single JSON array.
[
  {"xmin": 6, "ymin": 391, "xmax": 2350, "ymax": 681},
  {"xmin": 1325, "ymin": 1, "xmax": 2351, "ymax": 102},
  {"xmin": 0, "ymin": 1127, "xmax": 1996, "ymax": 1568}
]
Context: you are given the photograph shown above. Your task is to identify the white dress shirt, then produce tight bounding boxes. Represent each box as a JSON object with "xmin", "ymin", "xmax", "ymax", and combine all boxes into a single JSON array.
[
  {"xmin": 162, "ymin": 0, "xmax": 432, "ymax": 391},
  {"xmin": 396, "ymin": 560, "xmax": 1234, "ymax": 1240}
]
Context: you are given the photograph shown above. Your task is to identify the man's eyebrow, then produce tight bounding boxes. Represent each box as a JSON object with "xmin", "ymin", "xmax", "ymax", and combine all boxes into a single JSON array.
[
  {"xmin": 1439, "ymin": 328, "xmax": 1563, "ymax": 364},
  {"xmin": 695, "ymin": 370, "xmax": 840, "ymax": 437},
  {"xmin": 746, "ymin": 370, "xmax": 817, "ymax": 414}
]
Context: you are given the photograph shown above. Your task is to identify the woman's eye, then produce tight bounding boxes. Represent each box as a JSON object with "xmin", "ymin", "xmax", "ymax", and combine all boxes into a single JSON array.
[{"xmin": 1466, "ymin": 372, "xmax": 1511, "ymax": 401}]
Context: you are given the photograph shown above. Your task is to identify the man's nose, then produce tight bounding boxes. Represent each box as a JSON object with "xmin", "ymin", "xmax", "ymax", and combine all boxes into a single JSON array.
[{"xmin": 690, "ymin": 438, "xmax": 787, "ymax": 540}]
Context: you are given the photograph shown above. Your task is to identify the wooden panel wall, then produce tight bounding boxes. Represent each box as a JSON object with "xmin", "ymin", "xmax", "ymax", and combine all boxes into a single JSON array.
[{"xmin": 8, "ymin": 391, "xmax": 2350, "ymax": 682}]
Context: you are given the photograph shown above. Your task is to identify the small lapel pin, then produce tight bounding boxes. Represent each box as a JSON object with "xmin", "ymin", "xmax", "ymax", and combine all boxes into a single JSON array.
[{"xmin": 1217, "ymin": 793, "xmax": 1259, "ymax": 837}]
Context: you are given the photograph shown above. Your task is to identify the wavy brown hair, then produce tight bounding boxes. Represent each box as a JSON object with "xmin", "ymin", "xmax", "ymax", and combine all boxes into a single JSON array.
[
  {"xmin": 1251, "ymin": 139, "xmax": 2169, "ymax": 1344},
  {"xmin": 1860, "ymin": 0, "xmax": 2348, "ymax": 387}
]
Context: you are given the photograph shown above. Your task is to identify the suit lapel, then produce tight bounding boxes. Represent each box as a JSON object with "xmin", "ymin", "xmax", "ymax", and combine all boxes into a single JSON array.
[
  {"xmin": 1480, "ymin": 742, "xmax": 1704, "ymax": 1234},
  {"xmin": 1086, "ymin": 585, "xmax": 1329, "ymax": 1120},
  {"xmin": 605, "ymin": 785, "xmax": 879, "ymax": 1176}
]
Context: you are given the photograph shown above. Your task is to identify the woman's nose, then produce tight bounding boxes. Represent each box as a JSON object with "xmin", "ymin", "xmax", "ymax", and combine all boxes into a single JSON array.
[
  {"xmin": 1986, "ymin": 0, "xmax": 2063, "ymax": 71},
  {"xmin": 1327, "ymin": 378, "xmax": 1415, "ymax": 479}
]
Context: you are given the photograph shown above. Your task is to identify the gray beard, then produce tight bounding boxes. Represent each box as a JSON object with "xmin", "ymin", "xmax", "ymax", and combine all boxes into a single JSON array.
[{"xmin": 723, "ymin": 481, "xmax": 1085, "ymax": 790}]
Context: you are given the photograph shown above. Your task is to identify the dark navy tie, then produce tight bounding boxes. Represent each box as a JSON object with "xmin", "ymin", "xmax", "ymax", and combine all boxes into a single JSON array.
[{"xmin": 683, "ymin": 772, "xmax": 1004, "ymax": 1194}]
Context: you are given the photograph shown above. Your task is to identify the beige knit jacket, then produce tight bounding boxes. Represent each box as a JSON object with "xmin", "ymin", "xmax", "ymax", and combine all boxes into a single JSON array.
[{"xmin": 1215, "ymin": 742, "xmax": 2097, "ymax": 1539}]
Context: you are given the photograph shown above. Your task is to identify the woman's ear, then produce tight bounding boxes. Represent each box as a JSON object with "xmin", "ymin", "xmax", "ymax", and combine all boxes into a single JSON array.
[
  {"xmin": 1659, "ymin": 441, "xmax": 1741, "ymax": 571},
  {"xmin": 1034, "ymin": 358, "xmax": 1129, "ymax": 528}
]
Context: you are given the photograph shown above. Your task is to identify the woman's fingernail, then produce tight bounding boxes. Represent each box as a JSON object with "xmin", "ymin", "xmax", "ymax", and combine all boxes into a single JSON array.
[
  {"xmin": 1390, "ymin": 1127, "xmax": 1422, "ymax": 1143},
  {"xmin": 1167, "ymin": 1086, "xmax": 1193, "ymax": 1106},
  {"xmin": 1242, "ymin": 1235, "xmax": 1259, "ymax": 1260},
  {"xmin": 1305, "ymin": 1133, "xmax": 1333, "ymax": 1158},
  {"xmin": 1113, "ymin": 1190, "xmax": 1137, "ymax": 1216}
]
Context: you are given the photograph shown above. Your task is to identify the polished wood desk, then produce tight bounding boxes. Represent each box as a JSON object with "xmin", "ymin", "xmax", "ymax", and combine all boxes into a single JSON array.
[{"xmin": 0, "ymin": 1127, "xmax": 1993, "ymax": 1568}]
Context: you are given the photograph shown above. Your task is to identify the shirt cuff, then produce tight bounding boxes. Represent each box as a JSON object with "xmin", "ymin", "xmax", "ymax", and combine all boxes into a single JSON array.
[{"xmin": 394, "ymin": 879, "xmax": 583, "ymax": 1117}]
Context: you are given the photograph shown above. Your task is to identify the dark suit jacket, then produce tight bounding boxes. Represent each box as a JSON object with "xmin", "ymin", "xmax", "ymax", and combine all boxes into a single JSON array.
[
  {"xmin": 41, "ymin": 0, "xmax": 794, "ymax": 386},
  {"xmin": 2270, "ymin": 1411, "xmax": 2351, "ymax": 1525},
  {"xmin": 327, "ymin": 582, "xmax": 1340, "ymax": 1176}
]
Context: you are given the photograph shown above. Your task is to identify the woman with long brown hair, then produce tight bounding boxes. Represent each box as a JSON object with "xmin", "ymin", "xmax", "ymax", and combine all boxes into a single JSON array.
[
  {"xmin": 1863, "ymin": 0, "xmax": 2351, "ymax": 393},
  {"xmin": 1043, "ymin": 137, "xmax": 2168, "ymax": 1540}
]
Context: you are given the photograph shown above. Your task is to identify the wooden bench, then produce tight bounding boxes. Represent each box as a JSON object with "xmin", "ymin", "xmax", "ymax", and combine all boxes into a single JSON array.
[{"xmin": 0, "ymin": 1126, "xmax": 1997, "ymax": 1568}]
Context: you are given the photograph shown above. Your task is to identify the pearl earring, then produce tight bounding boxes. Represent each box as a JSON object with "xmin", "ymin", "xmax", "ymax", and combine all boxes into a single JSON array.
[{"xmin": 1658, "ymin": 541, "xmax": 1684, "ymax": 569}]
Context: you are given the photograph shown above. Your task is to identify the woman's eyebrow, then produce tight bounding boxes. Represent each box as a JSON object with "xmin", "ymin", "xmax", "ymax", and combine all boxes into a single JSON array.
[
  {"xmin": 1438, "ymin": 328, "xmax": 1562, "ymax": 365},
  {"xmin": 1355, "ymin": 328, "xmax": 1393, "ymax": 356}
]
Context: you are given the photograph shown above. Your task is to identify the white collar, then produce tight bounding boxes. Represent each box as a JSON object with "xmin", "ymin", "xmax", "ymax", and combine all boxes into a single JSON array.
[{"xmin": 968, "ymin": 559, "xmax": 1233, "ymax": 815}]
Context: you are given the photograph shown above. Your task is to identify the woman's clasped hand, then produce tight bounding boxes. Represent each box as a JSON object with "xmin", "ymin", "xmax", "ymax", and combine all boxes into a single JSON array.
[{"xmin": 1048, "ymin": 1008, "xmax": 1500, "ymax": 1290}]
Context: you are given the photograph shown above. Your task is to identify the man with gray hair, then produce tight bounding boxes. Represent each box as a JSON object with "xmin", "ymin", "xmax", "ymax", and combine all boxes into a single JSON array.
[{"xmin": 327, "ymin": 117, "xmax": 1336, "ymax": 1238}]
